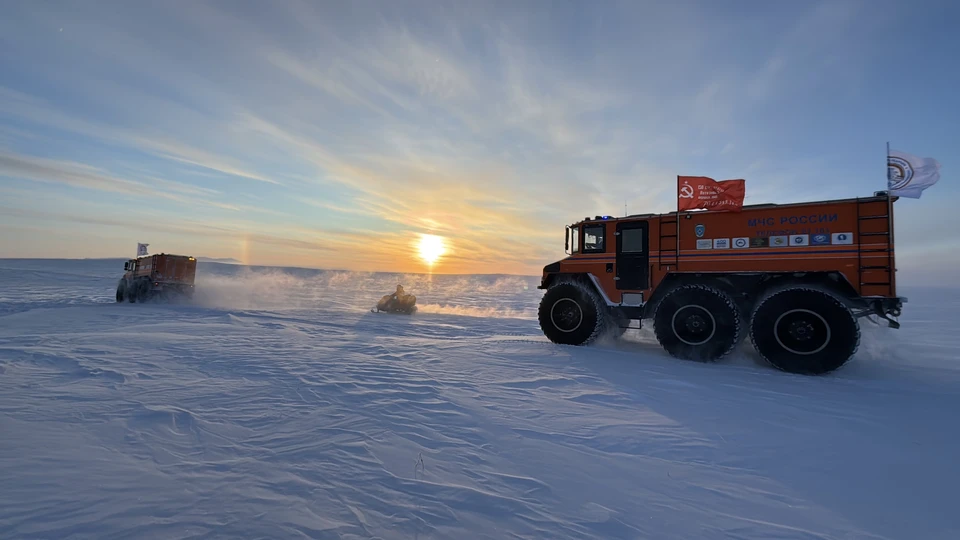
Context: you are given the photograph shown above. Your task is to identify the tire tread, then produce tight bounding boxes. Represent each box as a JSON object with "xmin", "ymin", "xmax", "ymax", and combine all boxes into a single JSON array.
[
  {"xmin": 538, "ymin": 278, "xmax": 611, "ymax": 346},
  {"xmin": 652, "ymin": 283, "xmax": 741, "ymax": 361},
  {"xmin": 749, "ymin": 285, "xmax": 861, "ymax": 374}
]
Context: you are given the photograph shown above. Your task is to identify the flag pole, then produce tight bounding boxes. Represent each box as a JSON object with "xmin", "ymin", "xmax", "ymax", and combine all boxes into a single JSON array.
[
  {"xmin": 676, "ymin": 175, "xmax": 681, "ymax": 269},
  {"xmin": 885, "ymin": 141, "xmax": 896, "ymax": 295}
]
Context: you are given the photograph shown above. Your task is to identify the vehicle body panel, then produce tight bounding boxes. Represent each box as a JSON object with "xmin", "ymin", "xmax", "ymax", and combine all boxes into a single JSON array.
[
  {"xmin": 542, "ymin": 194, "xmax": 898, "ymax": 308},
  {"xmin": 123, "ymin": 254, "xmax": 197, "ymax": 292}
]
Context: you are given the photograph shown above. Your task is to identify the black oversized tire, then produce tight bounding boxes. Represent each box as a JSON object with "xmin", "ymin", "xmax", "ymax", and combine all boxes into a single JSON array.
[
  {"xmin": 653, "ymin": 284, "xmax": 741, "ymax": 362},
  {"xmin": 538, "ymin": 281, "xmax": 609, "ymax": 346},
  {"xmin": 749, "ymin": 287, "xmax": 860, "ymax": 375},
  {"xmin": 116, "ymin": 282, "xmax": 125, "ymax": 303}
]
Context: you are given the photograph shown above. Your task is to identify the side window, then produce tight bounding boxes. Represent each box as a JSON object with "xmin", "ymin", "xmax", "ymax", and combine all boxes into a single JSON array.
[
  {"xmin": 620, "ymin": 228, "xmax": 645, "ymax": 253},
  {"xmin": 582, "ymin": 224, "xmax": 605, "ymax": 253},
  {"xmin": 571, "ymin": 226, "xmax": 580, "ymax": 253}
]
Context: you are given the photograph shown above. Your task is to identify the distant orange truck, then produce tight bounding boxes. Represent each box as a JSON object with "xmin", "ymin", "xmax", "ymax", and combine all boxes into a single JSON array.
[
  {"xmin": 116, "ymin": 253, "xmax": 197, "ymax": 303},
  {"xmin": 537, "ymin": 191, "xmax": 903, "ymax": 375}
]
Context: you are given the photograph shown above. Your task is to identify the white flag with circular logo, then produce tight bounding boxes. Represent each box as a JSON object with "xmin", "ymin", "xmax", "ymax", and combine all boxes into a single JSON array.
[{"xmin": 888, "ymin": 149, "xmax": 941, "ymax": 199}]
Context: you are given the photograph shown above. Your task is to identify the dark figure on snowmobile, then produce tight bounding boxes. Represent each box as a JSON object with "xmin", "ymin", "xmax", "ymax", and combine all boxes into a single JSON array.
[{"xmin": 373, "ymin": 284, "xmax": 417, "ymax": 314}]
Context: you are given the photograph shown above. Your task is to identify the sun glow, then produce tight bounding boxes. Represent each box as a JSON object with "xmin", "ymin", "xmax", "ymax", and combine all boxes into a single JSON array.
[{"xmin": 417, "ymin": 234, "xmax": 446, "ymax": 266}]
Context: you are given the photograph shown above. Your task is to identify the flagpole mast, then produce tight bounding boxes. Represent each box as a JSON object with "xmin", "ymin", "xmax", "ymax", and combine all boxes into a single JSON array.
[
  {"xmin": 676, "ymin": 175, "xmax": 681, "ymax": 270},
  {"xmin": 885, "ymin": 141, "xmax": 896, "ymax": 297}
]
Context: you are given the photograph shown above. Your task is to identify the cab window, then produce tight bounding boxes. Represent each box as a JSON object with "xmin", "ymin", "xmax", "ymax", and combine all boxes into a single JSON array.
[
  {"xmin": 620, "ymin": 228, "xmax": 645, "ymax": 253},
  {"xmin": 582, "ymin": 224, "xmax": 605, "ymax": 253}
]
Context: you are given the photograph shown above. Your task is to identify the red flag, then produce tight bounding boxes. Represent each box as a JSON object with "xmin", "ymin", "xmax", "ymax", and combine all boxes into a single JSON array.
[{"xmin": 677, "ymin": 176, "xmax": 745, "ymax": 212}]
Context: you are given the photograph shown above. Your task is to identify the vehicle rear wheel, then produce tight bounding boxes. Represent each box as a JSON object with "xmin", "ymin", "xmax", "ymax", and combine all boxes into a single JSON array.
[
  {"xmin": 538, "ymin": 281, "xmax": 607, "ymax": 346},
  {"xmin": 116, "ymin": 282, "xmax": 125, "ymax": 303},
  {"xmin": 653, "ymin": 284, "xmax": 741, "ymax": 362},
  {"xmin": 749, "ymin": 287, "xmax": 860, "ymax": 375}
]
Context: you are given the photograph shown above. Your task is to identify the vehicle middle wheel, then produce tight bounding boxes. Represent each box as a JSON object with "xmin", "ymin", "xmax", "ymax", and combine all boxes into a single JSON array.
[
  {"xmin": 538, "ymin": 282, "xmax": 607, "ymax": 346},
  {"xmin": 750, "ymin": 287, "xmax": 860, "ymax": 375},
  {"xmin": 653, "ymin": 284, "xmax": 742, "ymax": 362}
]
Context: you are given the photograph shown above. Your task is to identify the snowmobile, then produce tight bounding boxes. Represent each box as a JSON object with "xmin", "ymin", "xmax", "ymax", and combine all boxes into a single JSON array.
[{"xmin": 372, "ymin": 285, "xmax": 418, "ymax": 314}]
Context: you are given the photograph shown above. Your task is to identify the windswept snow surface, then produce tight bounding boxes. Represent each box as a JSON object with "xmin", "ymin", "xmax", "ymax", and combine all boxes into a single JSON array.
[{"xmin": 1, "ymin": 259, "xmax": 958, "ymax": 539}]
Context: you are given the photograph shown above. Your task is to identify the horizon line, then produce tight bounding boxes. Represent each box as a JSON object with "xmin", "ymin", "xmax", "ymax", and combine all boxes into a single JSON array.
[{"xmin": 0, "ymin": 257, "xmax": 544, "ymax": 278}]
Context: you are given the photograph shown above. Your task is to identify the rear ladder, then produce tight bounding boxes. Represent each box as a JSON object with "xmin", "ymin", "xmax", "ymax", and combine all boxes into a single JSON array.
[
  {"xmin": 658, "ymin": 213, "xmax": 679, "ymax": 270},
  {"xmin": 856, "ymin": 197, "xmax": 895, "ymax": 297}
]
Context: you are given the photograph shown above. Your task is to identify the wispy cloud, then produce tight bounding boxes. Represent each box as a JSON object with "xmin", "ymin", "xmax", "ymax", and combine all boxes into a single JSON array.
[
  {"xmin": 0, "ymin": 0, "xmax": 950, "ymax": 276},
  {"xmin": 0, "ymin": 151, "xmax": 283, "ymax": 216}
]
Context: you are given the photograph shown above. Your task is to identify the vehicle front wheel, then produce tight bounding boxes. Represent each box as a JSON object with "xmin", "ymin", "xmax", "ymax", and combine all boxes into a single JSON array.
[
  {"xmin": 653, "ymin": 284, "xmax": 742, "ymax": 362},
  {"xmin": 749, "ymin": 287, "xmax": 860, "ymax": 375},
  {"xmin": 538, "ymin": 282, "xmax": 607, "ymax": 346}
]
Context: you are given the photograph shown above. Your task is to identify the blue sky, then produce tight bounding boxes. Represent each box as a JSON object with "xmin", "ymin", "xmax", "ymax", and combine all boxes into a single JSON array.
[{"xmin": 0, "ymin": 0, "xmax": 956, "ymax": 279}]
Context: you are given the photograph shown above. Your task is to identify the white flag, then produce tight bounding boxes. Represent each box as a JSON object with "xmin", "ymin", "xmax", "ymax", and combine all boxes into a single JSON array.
[
  {"xmin": 887, "ymin": 149, "xmax": 941, "ymax": 199},
  {"xmin": 137, "ymin": 243, "xmax": 149, "ymax": 257}
]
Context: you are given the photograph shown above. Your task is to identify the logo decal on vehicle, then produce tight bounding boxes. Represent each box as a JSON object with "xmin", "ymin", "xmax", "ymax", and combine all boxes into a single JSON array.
[
  {"xmin": 770, "ymin": 235, "xmax": 788, "ymax": 247},
  {"xmin": 733, "ymin": 237, "xmax": 749, "ymax": 249},
  {"xmin": 811, "ymin": 234, "xmax": 831, "ymax": 245},
  {"xmin": 750, "ymin": 237, "xmax": 769, "ymax": 248},
  {"xmin": 696, "ymin": 239, "xmax": 712, "ymax": 249},
  {"xmin": 791, "ymin": 234, "xmax": 809, "ymax": 246},
  {"xmin": 695, "ymin": 224, "xmax": 705, "ymax": 238},
  {"xmin": 713, "ymin": 238, "xmax": 730, "ymax": 249},
  {"xmin": 832, "ymin": 232, "xmax": 854, "ymax": 245}
]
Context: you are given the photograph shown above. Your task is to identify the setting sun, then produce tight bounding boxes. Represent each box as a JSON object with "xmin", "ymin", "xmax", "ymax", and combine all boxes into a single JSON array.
[{"xmin": 417, "ymin": 234, "xmax": 447, "ymax": 266}]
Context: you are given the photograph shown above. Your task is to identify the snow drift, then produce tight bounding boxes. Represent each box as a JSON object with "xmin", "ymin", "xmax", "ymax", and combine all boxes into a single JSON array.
[{"xmin": 1, "ymin": 259, "xmax": 958, "ymax": 539}]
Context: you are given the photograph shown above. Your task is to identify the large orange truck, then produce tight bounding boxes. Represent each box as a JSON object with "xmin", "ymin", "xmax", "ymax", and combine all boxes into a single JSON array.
[
  {"xmin": 537, "ymin": 191, "xmax": 904, "ymax": 375},
  {"xmin": 116, "ymin": 253, "xmax": 197, "ymax": 303}
]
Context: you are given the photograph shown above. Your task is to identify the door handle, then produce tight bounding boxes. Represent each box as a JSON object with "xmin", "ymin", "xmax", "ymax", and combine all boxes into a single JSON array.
[{"xmin": 606, "ymin": 263, "xmax": 613, "ymax": 273}]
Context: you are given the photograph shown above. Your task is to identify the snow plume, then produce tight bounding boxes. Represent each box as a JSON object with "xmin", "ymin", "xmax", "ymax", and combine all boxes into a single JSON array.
[
  {"xmin": 187, "ymin": 264, "xmax": 543, "ymax": 316},
  {"xmin": 415, "ymin": 303, "xmax": 536, "ymax": 320},
  {"xmin": 190, "ymin": 268, "xmax": 316, "ymax": 310}
]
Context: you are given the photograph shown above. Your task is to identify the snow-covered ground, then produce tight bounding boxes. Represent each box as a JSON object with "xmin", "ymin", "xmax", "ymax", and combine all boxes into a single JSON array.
[{"xmin": 1, "ymin": 258, "xmax": 958, "ymax": 539}]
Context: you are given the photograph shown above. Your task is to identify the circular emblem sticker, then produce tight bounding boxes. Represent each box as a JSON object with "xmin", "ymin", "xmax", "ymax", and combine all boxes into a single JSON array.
[
  {"xmin": 887, "ymin": 155, "xmax": 914, "ymax": 190},
  {"xmin": 695, "ymin": 224, "xmax": 705, "ymax": 238},
  {"xmin": 734, "ymin": 238, "xmax": 748, "ymax": 248}
]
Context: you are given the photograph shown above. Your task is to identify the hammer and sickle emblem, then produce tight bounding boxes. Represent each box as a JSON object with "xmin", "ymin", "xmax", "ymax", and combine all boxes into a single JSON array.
[{"xmin": 679, "ymin": 182, "xmax": 695, "ymax": 199}]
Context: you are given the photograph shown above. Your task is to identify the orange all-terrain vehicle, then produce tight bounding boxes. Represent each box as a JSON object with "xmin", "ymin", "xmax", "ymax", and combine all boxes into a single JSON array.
[
  {"xmin": 537, "ymin": 191, "xmax": 905, "ymax": 375},
  {"xmin": 116, "ymin": 253, "xmax": 197, "ymax": 303}
]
